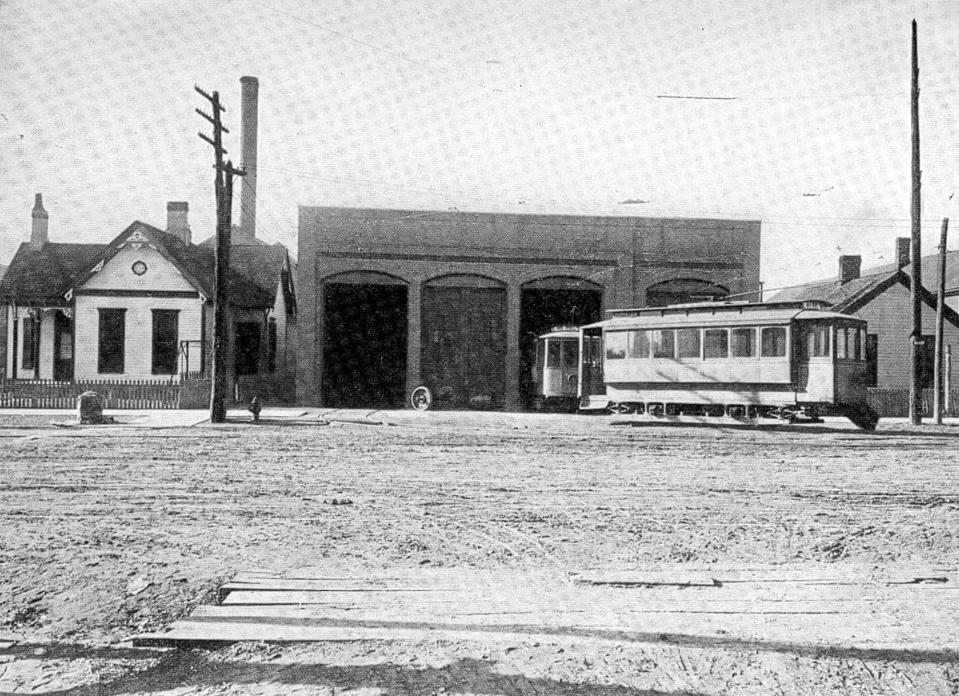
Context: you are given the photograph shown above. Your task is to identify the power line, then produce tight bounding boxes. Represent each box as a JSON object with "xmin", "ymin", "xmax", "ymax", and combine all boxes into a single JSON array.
[{"xmin": 252, "ymin": 1, "xmax": 504, "ymax": 94}]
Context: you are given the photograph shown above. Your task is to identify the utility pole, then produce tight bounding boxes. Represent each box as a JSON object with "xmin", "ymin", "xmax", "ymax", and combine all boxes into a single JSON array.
[
  {"xmin": 196, "ymin": 85, "xmax": 245, "ymax": 423},
  {"xmin": 934, "ymin": 218, "xmax": 949, "ymax": 424},
  {"xmin": 909, "ymin": 19, "xmax": 923, "ymax": 425}
]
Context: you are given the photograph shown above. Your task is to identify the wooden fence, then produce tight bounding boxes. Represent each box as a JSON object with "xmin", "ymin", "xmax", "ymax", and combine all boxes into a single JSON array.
[
  {"xmin": 867, "ymin": 387, "xmax": 959, "ymax": 418},
  {"xmin": 0, "ymin": 378, "xmax": 184, "ymax": 409}
]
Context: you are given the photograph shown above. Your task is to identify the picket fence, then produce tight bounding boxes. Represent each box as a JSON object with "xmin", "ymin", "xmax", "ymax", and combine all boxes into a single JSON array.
[
  {"xmin": 866, "ymin": 387, "xmax": 959, "ymax": 418},
  {"xmin": 0, "ymin": 377, "xmax": 211, "ymax": 409}
]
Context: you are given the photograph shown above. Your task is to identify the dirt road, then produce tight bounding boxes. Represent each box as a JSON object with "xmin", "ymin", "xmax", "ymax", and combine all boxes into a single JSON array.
[{"xmin": 2, "ymin": 410, "xmax": 959, "ymax": 694}]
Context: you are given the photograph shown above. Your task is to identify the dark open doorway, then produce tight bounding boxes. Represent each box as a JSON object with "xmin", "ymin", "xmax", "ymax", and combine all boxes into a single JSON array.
[
  {"xmin": 323, "ymin": 282, "xmax": 408, "ymax": 408},
  {"xmin": 520, "ymin": 280, "xmax": 602, "ymax": 407}
]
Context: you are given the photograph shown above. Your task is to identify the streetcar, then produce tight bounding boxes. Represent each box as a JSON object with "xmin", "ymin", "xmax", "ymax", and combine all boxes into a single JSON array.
[
  {"xmin": 529, "ymin": 326, "xmax": 580, "ymax": 411},
  {"xmin": 577, "ymin": 300, "xmax": 879, "ymax": 430}
]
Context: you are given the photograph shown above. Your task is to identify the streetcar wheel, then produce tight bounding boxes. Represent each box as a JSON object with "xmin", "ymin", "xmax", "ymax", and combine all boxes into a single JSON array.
[{"xmin": 410, "ymin": 386, "xmax": 433, "ymax": 411}]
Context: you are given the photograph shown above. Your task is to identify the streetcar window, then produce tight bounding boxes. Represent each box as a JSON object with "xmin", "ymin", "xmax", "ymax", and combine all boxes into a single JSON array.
[
  {"xmin": 605, "ymin": 331, "xmax": 627, "ymax": 359},
  {"xmin": 547, "ymin": 340, "xmax": 562, "ymax": 367},
  {"xmin": 731, "ymin": 328, "xmax": 756, "ymax": 358},
  {"xmin": 651, "ymin": 330, "xmax": 675, "ymax": 358},
  {"xmin": 836, "ymin": 328, "xmax": 847, "ymax": 359},
  {"xmin": 806, "ymin": 325, "xmax": 830, "ymax": 357},
  {"xmin": 561, "ymin": 340, "xmax": 578, "ymax": 369},
  {"xmin": 761, "ymin": 327, "xmax": 786, "ymax": 357},
  {"xmin": 627, "ymin": 330, "xmax": 650, "ymax": 359},
  {"xmin": 704, "ymin": 328, "xmax": 728, "ymax": 358},
  {"xmin": 676, "ymin": 328, "xmax": 701, "ymax": 358},
  {"xmin": 857, "ymin": 327, "xmax": 866, "ymax": 360},
  {"xmin": 535, "ymin": 340, "xmax": 545, "ymax": 367}
]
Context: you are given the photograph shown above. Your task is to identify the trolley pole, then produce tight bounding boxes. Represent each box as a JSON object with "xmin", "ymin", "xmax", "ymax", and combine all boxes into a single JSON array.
[
  {"xmin": 934, "ymin": 218, "xmax": 949, "ymax": 424},
  {"xmin": 196, "ymin": 85, "xmax": 245, "ymax": 424},
  {"xmin": 909, "ymin": 19, "xmax": 924, "ymax": 425}
]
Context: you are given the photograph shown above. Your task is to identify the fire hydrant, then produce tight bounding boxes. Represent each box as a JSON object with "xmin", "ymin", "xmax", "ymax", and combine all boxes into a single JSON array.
[{"xmin": 248, "ymin": 396, "xmax": 262, "ymax": 424}]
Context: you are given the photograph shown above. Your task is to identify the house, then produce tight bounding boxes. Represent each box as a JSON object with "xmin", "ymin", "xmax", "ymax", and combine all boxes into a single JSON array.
[
  {"xmin": 772, "ymin": 238, "xmax": 959, "ymax": 390},
  {"xmin": 297, "ymin": 206, "xmax": 762, "ymax": 409},
  {"xmin": 0, "ymin": 195, "xmax": 295, "ymax": 397}
]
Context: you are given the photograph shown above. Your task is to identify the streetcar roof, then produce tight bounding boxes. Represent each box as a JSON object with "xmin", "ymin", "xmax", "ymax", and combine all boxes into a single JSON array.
[
  {"xmin": 536, "ymin": 329, "xmax": 580, "ymax": 340},
  {"xmin": 582, "ymin": 303, "xmax": 863, "ymax": 330}
]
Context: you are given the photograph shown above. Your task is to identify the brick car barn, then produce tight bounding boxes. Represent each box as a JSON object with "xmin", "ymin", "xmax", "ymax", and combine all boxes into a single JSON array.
[{"xmin": 297, "ymin": 207, "xmax": 761, "ymax": 410}]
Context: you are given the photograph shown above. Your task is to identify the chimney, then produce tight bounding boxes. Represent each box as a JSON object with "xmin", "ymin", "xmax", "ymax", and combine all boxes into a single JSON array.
[
  {"xmin": 838, "ymin": 255, "xmax": 861, "ymax": 284},
  {"xmin": 30, "ymin": 193, "xmax": 48, "ymax": 250},
  {"xmin": 166, "ymin": 201, "xmax": 191, "ymax": 244},
  {"xmin": 239, "ymin": 75, "xmax": 258, "ymax": 239},
  {"xmin": 896, "ymin": 237, "xmax": 911, "ymax": 268}
]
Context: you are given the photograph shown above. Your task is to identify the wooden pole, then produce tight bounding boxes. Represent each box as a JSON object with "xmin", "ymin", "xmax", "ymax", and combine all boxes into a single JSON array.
[
  {"xmin": 910, "ymin": 19, "xmax": 923, "ymax": 425},
  {"xmin": 947, "ymin": 345, "xmax": 953, "ymax": 414},
  {"xmin": 934, "ymin": 218, "xmax": 949, "ymax": 424},
  {"xmin": 196, "ymin": 86, "xmax": 245, "ymax": 423}
]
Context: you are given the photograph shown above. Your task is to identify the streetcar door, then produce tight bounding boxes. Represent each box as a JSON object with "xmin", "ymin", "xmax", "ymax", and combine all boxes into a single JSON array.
[{"xmin": 579, "ymin": 327, "xmax": 606, "ymax": 398}]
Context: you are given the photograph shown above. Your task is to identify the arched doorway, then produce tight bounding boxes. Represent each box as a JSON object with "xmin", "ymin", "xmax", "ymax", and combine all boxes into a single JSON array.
[
  {"xmin": 322, "ymin": 271, "xmax": 408, "ymax": 408},
  {"xmin": 645, "ymin": 278, "xmax": 729, "ymax": 307},
  {"xmin": 520, "ymin": 276, "xmax": 603, "ymax": 407},
  {"xmin": 421, "ymin": 274, "xmax": 506, "ymax": 409}
]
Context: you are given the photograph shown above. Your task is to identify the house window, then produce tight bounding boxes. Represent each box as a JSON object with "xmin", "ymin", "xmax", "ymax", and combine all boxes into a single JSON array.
[
  {"xmin": 234, "ymin": 321, "xmax": 261, "ymax": 375},
  {"xmin": 21, "ymin": 316, "xmax": 38, "ymax": 371},
  {"xmin": 152, "ymin": 310, "xmax": 179, "ymax": 375},
  {"xmin": 98, "ymin": 308, "xmax": 126, "ymax": 374},
  {"xmin": 267, "ymin": 318, "xmax": 277, "ymax": 373}
]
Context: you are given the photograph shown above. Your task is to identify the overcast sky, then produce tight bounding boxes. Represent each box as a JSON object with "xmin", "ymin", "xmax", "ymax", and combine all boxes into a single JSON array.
[{"xmin": 2, "ymin": 0, "xmax": 959, "ymax": 292}]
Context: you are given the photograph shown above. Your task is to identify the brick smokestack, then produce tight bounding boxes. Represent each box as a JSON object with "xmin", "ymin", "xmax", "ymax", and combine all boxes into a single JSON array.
[
  {"xmin": 896, "ymin": 237, "xmax": 911, "ymax": 268},
  {"xmin": 239, "ymin": 75, "xmax": 258, "ymax": 239},
  {"xmin": 30, "ymin": 193, "xmax": 48, "ymax": 250},
  {"xmin": 166, "ymin": 201, "xmax": 191, "ymax": 245},
  {"xmin": 838, "ymin": 255, "xmax": 861, "ymax": 284}
]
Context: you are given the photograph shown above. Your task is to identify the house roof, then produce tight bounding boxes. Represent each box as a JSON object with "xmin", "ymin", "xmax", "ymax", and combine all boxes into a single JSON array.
[
  {"xmin": 0, "ymin": 222, "xmax": 292, "ymax": 311},
  {"xmin": 772, "ymin": 269, "xmax": 897, "ymax": 313},
  {"xmin": 772, "ymin": 267, "xmax": 959, "ymax": 328},
  {"xmin": 0, "ymin": 242, "xmax": 108, "ymax": 305}
]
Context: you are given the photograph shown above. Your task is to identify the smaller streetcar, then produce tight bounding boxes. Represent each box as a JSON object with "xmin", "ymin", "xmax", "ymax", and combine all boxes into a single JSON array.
[
  {"xmin": 578, "ymin": 300, "xmax": 880, "ymax": 430},
  {"xmin": 530, "ymin": 326, "xmax": 580, "ymax": 411}
]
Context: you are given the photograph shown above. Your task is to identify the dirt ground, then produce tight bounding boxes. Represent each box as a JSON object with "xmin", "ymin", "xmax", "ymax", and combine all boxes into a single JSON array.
[{"xmin": 2, "ymin": 409, "xmax": 959, "ymax": 694}]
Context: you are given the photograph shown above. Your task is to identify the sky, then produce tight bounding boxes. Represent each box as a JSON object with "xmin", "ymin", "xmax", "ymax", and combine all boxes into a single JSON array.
[{"xmin": 2, "ymin": 0, "xmax": 959, "ymax": 294}]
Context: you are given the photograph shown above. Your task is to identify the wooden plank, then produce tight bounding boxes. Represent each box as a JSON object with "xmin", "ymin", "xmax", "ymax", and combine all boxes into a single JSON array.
[{"xmin": 130, "ymin": 613, "xmax": 952, "ymax": 650}]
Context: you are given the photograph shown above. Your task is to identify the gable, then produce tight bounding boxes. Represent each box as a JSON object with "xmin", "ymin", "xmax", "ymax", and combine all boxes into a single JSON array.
[
  {"xmin": 78, "ymin": 243, "xmax": 200, "ymax": 294},
  {"xmin": 843, "ymin": 276, "xmax": 959, "ymax": 330}
]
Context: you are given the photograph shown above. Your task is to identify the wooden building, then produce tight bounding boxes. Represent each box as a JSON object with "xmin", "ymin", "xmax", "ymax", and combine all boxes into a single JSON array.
[
  {"xmin": 772, "ymin": 238, "xmax": 959, "ymax": 390},
  {"xmin": 0, "ymin": 196, "xmax": 295, "ymax": 393}
]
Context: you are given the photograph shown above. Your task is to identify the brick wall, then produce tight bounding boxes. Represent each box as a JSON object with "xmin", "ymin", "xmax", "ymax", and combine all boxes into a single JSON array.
[{"xmin": 296, "ymin": 207, "xmax": 762, "ymax": 406}]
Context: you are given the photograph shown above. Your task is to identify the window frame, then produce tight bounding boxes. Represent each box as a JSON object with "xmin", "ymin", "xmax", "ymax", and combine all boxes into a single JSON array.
[
  {"xmin": 650, "ymin": 329, "xmax": 675, "ymax": 359},
  {"xmin": 21, "ymin": 316, "xmax": 38, "ymax": 371},
  {"xmin": 151, "ymin": 309, "xmax": 180, "ymax": 375},
  {"xmin": 676, "ymin": 328, "xmax": 702, "ymax": 359},
  {"xmin": 760, "ymin": 326, "xmax": 788, "ymax": 358},
  {"xmin": 704, "ymin": 328, "xmax": 729, "ymax": 359},
  {"xmin": 97, "ymin": 308, "xmax": 126, "ymax": 374},
  {"xmin": 731, "ymin": 327, "xmax": 756, "ymax": 358}
]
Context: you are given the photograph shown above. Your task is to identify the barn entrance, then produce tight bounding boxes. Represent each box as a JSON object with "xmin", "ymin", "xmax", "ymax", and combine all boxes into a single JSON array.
[
  {"xmin": 322, "ymin": 273, "xmax": 408, "ymax": 408},
  {"xmin": 421, "ymin": 275, "xmax": 506, "ymax": 409},
  {"xmin": 520, "ymin": 277, "xmax": 602, "ymax": 407}
]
